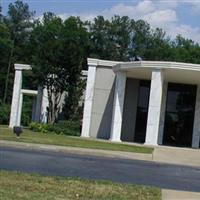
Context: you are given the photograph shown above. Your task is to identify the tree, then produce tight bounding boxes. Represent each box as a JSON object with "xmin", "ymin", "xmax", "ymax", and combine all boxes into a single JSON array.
[
  {"xmin": 31, "ymin": 13, "xmax": 89, "ymax": 123},
  {"xmin": 170, "ymin": 35, "xmax": 200, "ymax": 64},
  {"xmin": 89, "ymin": 16, "xmax": 114, "ymax": 60},
  {"xmin": 129, "ymin": 19, "xmax": 151, "ymax": 59},
  {"xmin": 89, "ymin": 15, "xmax": 134, "ymax": 61},
  {"xmin": 0, "ymin": 5, "xmax": 3, "ymax": 22},
  {"xmin": 109, "ymin": 15, "xmax": 134, "ymax": 61},
  {"xmin": 143, "ymin": 28, "xmax": 172, "ymax": 61},
  {"xmin": 0, "ymin": 23, "xmax": 12, "ymax": 102},
  {"xmin": 3, "ymin": 0, "xmax": 35, "ymax": 103}
]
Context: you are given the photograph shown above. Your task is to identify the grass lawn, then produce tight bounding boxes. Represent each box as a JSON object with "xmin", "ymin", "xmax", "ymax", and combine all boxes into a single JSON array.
[
  {"xmin": 0, "ymin": 126, "xmax": 153, "ymax": 154},
  {"xmin": 0, "ymin": 170, "xmax": 161, "ymax": 200}
]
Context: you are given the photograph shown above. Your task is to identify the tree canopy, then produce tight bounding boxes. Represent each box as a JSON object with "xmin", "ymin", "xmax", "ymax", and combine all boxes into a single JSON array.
[{"xmin": 0, "ymin": 0, "xmax": 200, "ymax": 124}]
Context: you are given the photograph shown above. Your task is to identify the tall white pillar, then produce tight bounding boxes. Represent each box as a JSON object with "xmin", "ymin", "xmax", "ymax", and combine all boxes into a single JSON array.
[
  {"xmin": 17, "ymin": 93, "xmax": 23, "ymax": 126},
  {"xmin": 40, "ymin": 87, "xmax": 49, "ymax": 124},
  {"xmin": 145, "ymin": 69, "xmax": 164, "ymax": 146},
  {"xmin": 31, "ymin": 98, "xmax": 37, "ymax": 121},
  {"xmin": 158, "ymin": 82, "xmax": 168, "ymax": 145},
  {"xmin": 9, "ymin": 69, "xmax": 22, "ymax": 128},
  {"xmin": 81, "ymin": 64, "xmax": 97, "ymax": 138},
  {"xmin": 110, "ymin": 71, "xmax": 126, "ymax": 142},
  {"xmin": 34, "ymin": 86, "xmax": 43, "ymax": 122},
  {"xmin": 192, "ymin": 85, "xmax": 200, "ymax": 148}
]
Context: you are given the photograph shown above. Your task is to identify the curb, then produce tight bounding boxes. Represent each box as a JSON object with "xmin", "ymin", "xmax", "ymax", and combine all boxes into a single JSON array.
[{"xmin": 0, "ymin": 140, "xmax": 153, "ymax": 161}]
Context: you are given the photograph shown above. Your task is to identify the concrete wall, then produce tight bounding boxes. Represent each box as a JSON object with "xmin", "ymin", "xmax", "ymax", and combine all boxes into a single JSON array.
[
  {"xmin": 90, "ymin": 67, "xmax": 115, "ymax": 139},
  {"xmin": 121, "ymin": 78, "xmax": 139, "ymax": 142}
]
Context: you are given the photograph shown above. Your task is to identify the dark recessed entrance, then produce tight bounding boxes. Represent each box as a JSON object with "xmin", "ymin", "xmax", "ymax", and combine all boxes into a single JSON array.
[
  {"xmin": 163, "ymin": 83, "xmax": 197, "ymax": 147},
  {"xmin": 134, "ymin": 80, "xmax": 151, "ymax": 143}
]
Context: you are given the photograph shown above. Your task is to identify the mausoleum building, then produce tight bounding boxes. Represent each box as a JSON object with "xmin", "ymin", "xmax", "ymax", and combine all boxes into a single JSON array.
[{"xmin": 81, "ymin": 58, "xmax": 200, "ymax": 149}]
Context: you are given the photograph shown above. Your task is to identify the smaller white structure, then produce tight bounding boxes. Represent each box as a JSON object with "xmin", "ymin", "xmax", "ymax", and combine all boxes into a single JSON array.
[
  {"xmin": 9, "ymin": 64, "xmax": 87, "ymax": 128},
  {"xmin": 9, "ymin": 64, "xmax": 48, "ymax": 128}
]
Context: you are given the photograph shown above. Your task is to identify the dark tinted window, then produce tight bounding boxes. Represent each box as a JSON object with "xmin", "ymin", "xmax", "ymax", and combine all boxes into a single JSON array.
[
  {"xmin": 134, "ymin": 80, "xmax": 150, "ymax": 143},
  {"xmin": 163, "ymin": 83, "xmax": 197, "ymax": 147}
]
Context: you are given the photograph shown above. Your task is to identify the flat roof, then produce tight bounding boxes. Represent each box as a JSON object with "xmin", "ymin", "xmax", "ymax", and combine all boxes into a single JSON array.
[
  {"xmin": 114, "ymin": 61, "xmax": 200, "ymax": 72},
  {"xmin": 87, "ymin": 58, "xmax": 200, "ymax": 72},
  {"xmin": 87, "ymin": 58, "xmax": 121, "ymax": 67}
]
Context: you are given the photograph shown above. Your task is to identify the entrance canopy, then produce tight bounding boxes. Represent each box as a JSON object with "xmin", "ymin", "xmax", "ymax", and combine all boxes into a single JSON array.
[{"xmin": 114, "ymin": 61, "xmax": 200, "ymax": 85}]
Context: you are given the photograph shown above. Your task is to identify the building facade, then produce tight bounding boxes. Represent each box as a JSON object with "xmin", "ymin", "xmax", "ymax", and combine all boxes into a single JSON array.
[{"xmin": 81, "ymin": 58, "xmax": 200, "ymax": 149}]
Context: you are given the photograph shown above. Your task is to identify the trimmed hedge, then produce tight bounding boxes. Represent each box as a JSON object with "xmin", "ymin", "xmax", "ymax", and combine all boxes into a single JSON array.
[{"xmin": 29, "ymin": 120, "xmax": 81, "ymax": 136}]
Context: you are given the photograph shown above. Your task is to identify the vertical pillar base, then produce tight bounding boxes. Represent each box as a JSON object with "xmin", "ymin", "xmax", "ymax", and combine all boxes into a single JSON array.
[
  {"xmin": 110, "ymin": 71, "xmax": 126, "ymax": 143},
  {"xmin": 9, "ymin": 69, "xmax": 22, "ymax": 128},
  {"xmin": 192, "ymin": 85, "xmax": 200, "ymax": 149},
  {"xmin": 145, "ymin": 69, "xmax": 164, "ymax": 146},
  {"xmin": 81, "ymin": 64, "xmax": 97, "ymax": 138}
]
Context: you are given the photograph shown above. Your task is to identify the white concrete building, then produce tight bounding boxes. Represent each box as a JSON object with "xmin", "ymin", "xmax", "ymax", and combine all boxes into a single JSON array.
[{"xmin": 81, "ymin": 58, "xmax": 200, "ymax": 149}]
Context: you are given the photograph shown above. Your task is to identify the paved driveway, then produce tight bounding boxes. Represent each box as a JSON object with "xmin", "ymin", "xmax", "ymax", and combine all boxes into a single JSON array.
[{"xmin": 1, "ymin": 146, "xmax": 200, "ymax": 192}]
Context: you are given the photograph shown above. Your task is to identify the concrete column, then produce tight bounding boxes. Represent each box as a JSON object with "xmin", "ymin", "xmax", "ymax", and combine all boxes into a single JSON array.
[
  {"xmin": 110, "ymin": 71, "xmax": 126, "ymax": 142},
  {"xmin": 16, "ymin": 93, "xmax": 23, "ymax": 126},
  {"xmin": 145, "ymin": 69, "xmax": 164, "ymax": 146},
  {"xmin": 34, "ymin": 86, "xmax": 43, "ymax": 122},
  {"xmin": 9, "ymin": 69, "xmax": 22, "ymax": 128},
  {"xmin": 158, "ymin": 82, "xmax": 168, "ymax": 145},
  {"xmin": 40, "ymin": 87, "xmax": 49, "ymax": 124},
  {"xmin": 81, "ymin": 64, "xmax": 97, "ymax": 137},
  {"xmin": 192, "ymin": 85, "xmax": 200, "ymax": 148},
  {"xmin": 31, "ymin": 98, "xmax": 37, "ymax": 121}
]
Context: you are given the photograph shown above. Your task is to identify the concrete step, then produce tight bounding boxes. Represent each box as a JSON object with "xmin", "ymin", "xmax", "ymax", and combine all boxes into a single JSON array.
[
  {"xmin": 162, "ymin": 189, "xmax": 200, "ymax": 200},
  {"xmin": 153, "ymin": 146, "xmax": 200, "ymax": 167}
]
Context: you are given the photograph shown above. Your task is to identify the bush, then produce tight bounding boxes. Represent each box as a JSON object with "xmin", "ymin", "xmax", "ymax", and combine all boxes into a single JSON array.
[
  {"xmin": 29, "ymin": 120, "xmax": 81, "ymax": 136},
  {"xmin": 29, "ymin": 122, "xmax": 48, "ymax": 133},
  {"xmin": 0, "ymin": 103, "xmax": 10, "ymax": 125}
]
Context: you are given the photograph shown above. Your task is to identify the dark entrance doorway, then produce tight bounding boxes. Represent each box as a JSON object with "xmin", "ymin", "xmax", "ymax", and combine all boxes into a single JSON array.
[
  {"xmin": 134, "ymin": 80, "xmax": 151, "ymax": 143},
  {"xmin": 163, "ymin": 83, "xmax": 197, "ymax": 147}
]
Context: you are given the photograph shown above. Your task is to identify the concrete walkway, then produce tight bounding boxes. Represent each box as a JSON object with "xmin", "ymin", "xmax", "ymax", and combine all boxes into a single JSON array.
[
  {"xmin": 0, "ymin": 140, "xmax": 152, "ymax": 161},
  {"xmin": 0, "ymin": 140, "xmax": 200, "ymax": 168},
  {"xmin": 162, "ymin": 189, "xmax": 200, "ymax": 200}
]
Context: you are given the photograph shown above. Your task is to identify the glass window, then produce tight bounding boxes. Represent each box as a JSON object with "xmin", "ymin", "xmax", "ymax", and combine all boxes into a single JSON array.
[
  {"xmin": 163, "ymin": 83, "xmax": 197, "ymax": 147},
  {"xmin": 134, "ymin": 80, "xmax": 150, "ymax": 143}
]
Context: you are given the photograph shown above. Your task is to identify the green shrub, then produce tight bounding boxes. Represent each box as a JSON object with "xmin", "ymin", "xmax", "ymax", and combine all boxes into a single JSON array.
[
  {"xmin": 29, "ymin": 120, "xmax": 80, "ymax": 136},
  {"xmin": 29, "ymin": 122, "xmax": 48, "ymax": 133},
  {"xmin": 0, "ymin": 103, "xmax": 10, "ymax": 125}
]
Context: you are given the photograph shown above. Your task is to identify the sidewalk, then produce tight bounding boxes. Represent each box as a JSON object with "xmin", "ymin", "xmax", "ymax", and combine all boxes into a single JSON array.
[
  {"xmin": 0, "ymin": 140, "xmax": 152, "ymax": 161},
  {"xmin": 0, "ymin": 140, "xmax": 200, "ymax": 168}
]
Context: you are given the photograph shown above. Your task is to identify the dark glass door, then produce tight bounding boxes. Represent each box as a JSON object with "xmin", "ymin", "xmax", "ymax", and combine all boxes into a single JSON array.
[
  {"xmin": 134, "ymin": 80, "xmax": 150, "ymax": 143},
  {"xmin": 163, "ymin": 83, "xmax": 197, "ymax": 147}
]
